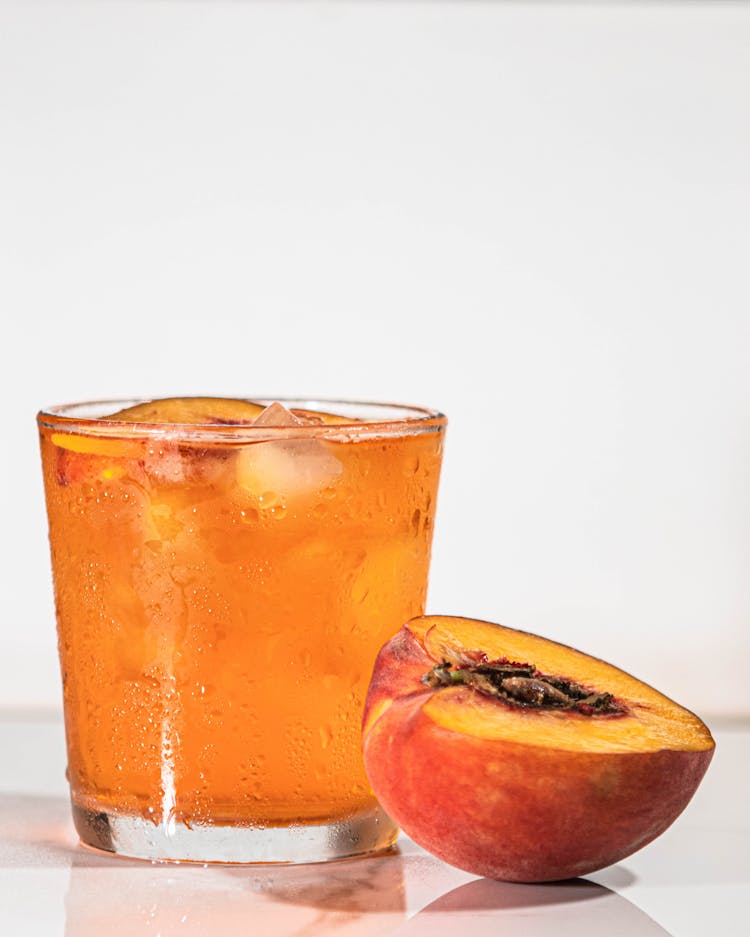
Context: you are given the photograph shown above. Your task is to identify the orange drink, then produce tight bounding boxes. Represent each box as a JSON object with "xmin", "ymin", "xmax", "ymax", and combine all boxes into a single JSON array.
[{"xmin": 37, "ymin": 398, "xmax": 445, "ymax": 862}]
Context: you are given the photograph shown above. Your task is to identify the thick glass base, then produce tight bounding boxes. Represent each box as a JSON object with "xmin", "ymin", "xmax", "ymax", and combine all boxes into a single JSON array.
[{"xmin": 72, "ymin": 802, "xmax": 398, "ymax": 864}]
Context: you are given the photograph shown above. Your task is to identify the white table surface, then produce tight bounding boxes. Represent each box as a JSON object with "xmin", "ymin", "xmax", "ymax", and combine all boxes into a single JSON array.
[{"xmin": 1, "ymin": 714, "xmax": 747, "ymax": 937}]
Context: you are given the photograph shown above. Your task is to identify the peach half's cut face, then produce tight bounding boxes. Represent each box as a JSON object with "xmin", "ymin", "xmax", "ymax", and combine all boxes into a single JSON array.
[{"xmin": 362, "ymin": 615, "xmax": 715, "ymax": 883}]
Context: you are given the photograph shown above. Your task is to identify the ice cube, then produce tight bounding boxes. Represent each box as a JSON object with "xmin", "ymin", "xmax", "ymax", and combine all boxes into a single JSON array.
[
  {"xmin": 237, "ymin": 403, "xmax": 343, "ymax": 501},
  {"xmin": 252, "ymin": 401, "xmax": 305, "ymax": 427},
  {"xmin": 254, "ymin": 401, "xmax": 353, "ymax": 428}
]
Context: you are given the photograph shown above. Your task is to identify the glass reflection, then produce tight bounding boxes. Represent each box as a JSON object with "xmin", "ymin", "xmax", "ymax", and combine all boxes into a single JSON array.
[{"xmin": 64, "ymin": 849, "xmax": 407, "ymax": 937}]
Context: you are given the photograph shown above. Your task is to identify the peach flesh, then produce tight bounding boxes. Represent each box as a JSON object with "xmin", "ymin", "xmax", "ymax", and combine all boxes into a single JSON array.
[
  {"xmin": 363, "ymin": 616, "xmax": 715, "ymax": 883},
  {"xmin": 106, "ymin": 397, "xmax": 266, "ymax": 424},
  {"xmin": 107, "ymin": 397, "xmax": 357, "ymax": 426}
]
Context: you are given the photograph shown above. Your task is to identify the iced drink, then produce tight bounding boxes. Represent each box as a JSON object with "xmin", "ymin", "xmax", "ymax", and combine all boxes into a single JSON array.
[{"xmin": 37, "ymin": 397, "xmax": 445, "ymax": 862}]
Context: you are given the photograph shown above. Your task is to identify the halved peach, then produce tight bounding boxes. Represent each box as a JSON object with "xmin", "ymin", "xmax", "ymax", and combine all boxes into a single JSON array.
[{"xmin": 363, "ymin": 615, "xmax": 715, "ymax": 883}]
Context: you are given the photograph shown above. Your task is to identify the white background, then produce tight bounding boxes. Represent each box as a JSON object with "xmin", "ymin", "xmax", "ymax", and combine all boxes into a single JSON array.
[{"xmin": 1, "ymin": 1, "xmax": 748, "ymax": 717}]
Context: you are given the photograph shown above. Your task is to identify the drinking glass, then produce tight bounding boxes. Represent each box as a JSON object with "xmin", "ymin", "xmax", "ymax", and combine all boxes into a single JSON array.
[{"xmin": 37, "ymin": 398, "xmax": 446, "ymax": 862}]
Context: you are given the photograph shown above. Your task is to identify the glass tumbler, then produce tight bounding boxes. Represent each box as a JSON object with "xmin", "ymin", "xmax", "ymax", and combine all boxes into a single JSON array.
[{"xmin": 37, "ymin": 398, "xmax": 446, "ymax": 862}]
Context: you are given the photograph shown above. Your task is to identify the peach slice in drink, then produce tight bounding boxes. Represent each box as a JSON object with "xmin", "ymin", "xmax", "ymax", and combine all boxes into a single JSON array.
[
  {"xmin": 107, "ymin": 397, "xmax": 358, "ymax": 427},
  {"xmin": 103, "ymin": 398, "xmax": 268, "ymax": 487},
  {"xmin": 52, "ymin": 432, "xmax": 142, "ymax": 487},
  {"xmin": 107, "ymin": 397, "xmax": 267, "ymax": 425}
]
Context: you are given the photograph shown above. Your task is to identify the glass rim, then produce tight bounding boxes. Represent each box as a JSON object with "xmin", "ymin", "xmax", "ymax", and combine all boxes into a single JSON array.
[{"xmin": 37, "ymin": 397, "xmax": 447, "ymax": 442}]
